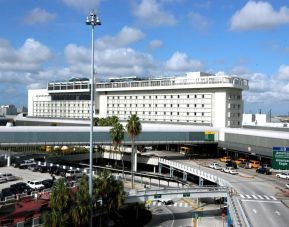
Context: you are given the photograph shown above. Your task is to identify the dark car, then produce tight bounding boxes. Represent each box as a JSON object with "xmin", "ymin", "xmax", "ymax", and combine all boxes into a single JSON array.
[
  {"xmin": 41, "ymin": 179, "xmax": 54, "ymax": 189},
  {"xmin": 163, "ymin": 200, "xmax": 174, "ymax": 205},
  {"xmin": 0, "ymin": 188, "xmax": 16, "ymax": 201},
  {"xmin": 10, "ymin": 182, "xmax": 32, "ymax": 194},
  {"xmin": 226, "ymin": 160, "xmax": 237, "ymax": 169},
  {"xmin": 256, "ymin": 167, "xmax": 272, "ymax": 175}
]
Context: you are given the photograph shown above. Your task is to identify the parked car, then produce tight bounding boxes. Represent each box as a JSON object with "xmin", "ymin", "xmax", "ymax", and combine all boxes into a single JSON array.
[
  {"xmin": 0, "ymin": 173, "xmax": 17, "ymax": 181},
  {"xmin": 28, "ymin": 164, "xmax": 38, "ymax": 171},
  {"xmin": 249, "ymin": 160, "xmax": 260, "ymax": 169},
  {"xmin": 163, "ymin": 200, "xmax": 174, "ymax": 205},
  {"xmin": 209, "ymin": 163, "xmax": 222, "ymax": 170},
  {"xmin": 226, "ymin": 161, "xmax": 237, "ymax": 169},
  {"xmin": 65, "ymin": 169, "xmax": 83, "ymax": 179},
  {"xmin": 0, "ymin": 188, "xmax": 16, "ymax": 200},
  {"xmin": 256, "ymin": 166, "xmax": 272, "ymax": 175},
  {"xmin": 276, "ymin": 172, "xmax": 289, "ymax": 179},
  {"xmin": 27, "ymin": 180, "xmax": 44, "ymax": 190},
  {"xmin": 0, "ymin": 177, "xmax": 6, "ymax": 183},
  {"xmin": 235, "ymin": 158, "xmax": 246, "ymax": 165},
  {"xmin": 19, "ymin": 159, "xmax": 36, "ymax": 169},
  {"xmin": 41, "ymin": 179, "xmax": 54, "ymax": 189},
  {"xmin": 285, "ymin": 183, "xmax": 289, "ymax": 189},
  {"xmin": 10, "ymin": 182, "xmax": 32, "ymax": 194},
  {"xmin": 220, "ymin": 156, "xmax": 231, "ymax": 162},
  {"xmin": 222, "ymin": 167, "xmax": 238, "ymax": 175}
]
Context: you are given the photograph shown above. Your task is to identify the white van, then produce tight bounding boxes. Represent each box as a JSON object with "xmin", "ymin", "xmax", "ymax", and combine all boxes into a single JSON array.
[{"xmin": 65, "ymin": 169, "xmax": 83, "ymax": 178}]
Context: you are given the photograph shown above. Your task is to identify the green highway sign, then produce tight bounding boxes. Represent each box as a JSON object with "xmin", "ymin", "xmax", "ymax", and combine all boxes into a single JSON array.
[
  {"xmin": 183, "ymin": 193, "xmax": 190, "ymax": 197},
  {"xmin": 154, "ymin": 194, "xmax": 161, "ymax": 199},
  {"xmin": 272, "ymin": 147, "xmax": 289, "ymax": 170}
]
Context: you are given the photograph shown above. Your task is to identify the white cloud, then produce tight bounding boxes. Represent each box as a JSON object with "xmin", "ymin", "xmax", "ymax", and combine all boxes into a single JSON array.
[
  {"xmin": 277, "ymin": 64, "xmax": 289, "ymax": 80},
  {"xmin": 23, "ymin": 8, "xmax": 56, "ymax": 25},
  {"xmin": 0, "ymin": 38, "xmax": 52, "ymax": 72},
  {"xmin": 148, "ymin": 40, "xmax": 163, "ymax": 50},
  {"xmin": 165, "ymin": 52, "xmax": 204, "ymax": 72},
  {"xmin": 62, "ymin": 0, "xmax": 101, "ymax": 12},
  {"xmin": 230, "ymin": 1, "xmax": 289, "ymax": 31},
  {"xmin": 188, "ymin": 12, "xmax": 211, "ymax": 33},
  {"xmin": 95, "ymin": 26, "xmax": 145, "ymax": 49},
  {"xmin": 132, "ymin": 0, "xmax": 176, "ymax": 26}
]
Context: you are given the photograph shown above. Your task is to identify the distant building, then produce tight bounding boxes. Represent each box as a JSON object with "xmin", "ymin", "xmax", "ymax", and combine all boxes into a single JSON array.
[
  {"xmin": 0, "ymin": 105, "xmax": 17, "ymax": 116},
  {"xmin": 28, "ymin": 72, "xmax": 249, "ymax": 128},
  {"xmin": 242, "ymin": 113, "xmax": 269, "ymax": 125},
  {"xmin": 17, "ymin": 106, "xmax": 28, "ymax": 115}
]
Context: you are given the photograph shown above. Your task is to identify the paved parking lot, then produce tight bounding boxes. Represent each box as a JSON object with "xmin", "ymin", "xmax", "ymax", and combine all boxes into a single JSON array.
[{"xmin": 0, "ymin": 166, "xmax": 58, "ymax": 190}]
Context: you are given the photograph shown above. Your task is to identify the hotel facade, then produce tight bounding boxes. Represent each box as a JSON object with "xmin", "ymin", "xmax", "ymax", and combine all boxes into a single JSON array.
[{"xmin": 28, "ymin": 72, "xmax": 249, "ymax": 128}]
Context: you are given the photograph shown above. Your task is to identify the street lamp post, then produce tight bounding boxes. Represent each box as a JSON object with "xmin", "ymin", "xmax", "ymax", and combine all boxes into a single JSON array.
[{"xmin": 86, "ymin": 9, "xmax": 101, "ymax": 224}]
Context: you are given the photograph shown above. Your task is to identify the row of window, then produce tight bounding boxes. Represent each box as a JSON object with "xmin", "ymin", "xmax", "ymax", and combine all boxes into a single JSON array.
[
  {"xmin": 34, "ymin": 103, "xmax": 90, "ymax": 107},
  {"xmin": 107, "ymin": 110, "xmax": 209, "ymax": 116},
  {"xmin": 107, "ymin": 103, "xmax": 208, "ymax": 108},
  {"xmin": 107, "ymin": 94, "xmax": 210, "ymax": 100},
  {"xmin": 228, "ymin": 94, "xmax": 241, "ymax": 100}
]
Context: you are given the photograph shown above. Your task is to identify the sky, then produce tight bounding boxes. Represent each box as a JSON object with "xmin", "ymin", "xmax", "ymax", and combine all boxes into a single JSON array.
[{"xmin": 1, "ymin": 0, "xmax": 289, "ymax": 115}]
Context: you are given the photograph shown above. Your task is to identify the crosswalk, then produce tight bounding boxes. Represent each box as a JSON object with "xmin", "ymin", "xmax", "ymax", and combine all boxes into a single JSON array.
[
  {"xmin": 239, "ymin": 194, "xmax": 277, "ymax": 201},
  {"xmin": 150, "ymin": 201, "xmax": 189, "ymax": 208}
]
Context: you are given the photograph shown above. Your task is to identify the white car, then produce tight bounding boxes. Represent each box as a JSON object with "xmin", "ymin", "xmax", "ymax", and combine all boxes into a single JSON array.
[
  {"xmin": 27, "ymin": 180, "xmax": 45, "ymax": 190},
  {"xmin": 209, "ymin": 163, "xmax": 222, "ymax": 170},
  {"xmin": 276, "ymin": 172, "xmax": 289, "ymax": 179},
  {"xmin": 285, "ymin": 183, "xmax": 289, "ymax": 189},
  {"xmin": 0, "ymin": 177, "xmax": 6, "ymax": 183},
  {"xmin": 222, "ymin": 167, "xmax": 238, "ymax": 175},
  {"xmin": 65, "ymin": 169, "xmax": 83, "ymax": 178},
  {"xmin": 0, "ymin": 173, "xmax": 17, "ymax": 181}
]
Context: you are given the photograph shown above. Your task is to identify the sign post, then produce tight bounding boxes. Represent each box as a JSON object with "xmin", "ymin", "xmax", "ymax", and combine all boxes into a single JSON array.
[{"xmin": 272, "ymin": 147, "xmax": 289, "ymax": 170}]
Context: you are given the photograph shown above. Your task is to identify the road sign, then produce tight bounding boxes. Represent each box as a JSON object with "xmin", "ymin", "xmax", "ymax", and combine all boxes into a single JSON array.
[
  {"xmin": 272, "ymin": 147, "xmax": 289, "ymax": 170},
  {"xmin": 154, "ymin": 194, "xmax": 161, "ymax": 199},
  {"xmin": 183, "ymin": 192, "xmax": 190, "ymax": 197}
]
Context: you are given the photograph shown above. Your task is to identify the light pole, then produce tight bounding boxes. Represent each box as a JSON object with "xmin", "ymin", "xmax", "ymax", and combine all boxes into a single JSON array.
[{"xmin": 86, "ymin": 9, "xmax": 101, "ymax": 224}]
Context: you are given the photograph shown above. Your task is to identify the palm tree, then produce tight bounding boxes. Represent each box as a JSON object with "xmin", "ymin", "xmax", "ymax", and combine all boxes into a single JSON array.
[
  {"xmin": 126, "ymin": 114, "xmax": 142, "ymax": 189},
  {"xmin": 110, "ymin": 122, "xmax": 125, "ymax": 177},
  {"xmin": 93, "ymin": 170, "xmax": 125, "ymax": 214},
  {"xmin": 43, "ymin": 178, "xmax": 71, "ymax": 227},
  {"xmin": 70, "ymin": 176, "xmax": 91, "ymax": 227}
]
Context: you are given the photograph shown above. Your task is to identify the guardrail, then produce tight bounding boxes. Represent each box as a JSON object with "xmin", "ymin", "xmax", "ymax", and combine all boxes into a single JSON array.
[{"xmin": 159, "ymin": 158, "xmax": 231, "ymax": 187}]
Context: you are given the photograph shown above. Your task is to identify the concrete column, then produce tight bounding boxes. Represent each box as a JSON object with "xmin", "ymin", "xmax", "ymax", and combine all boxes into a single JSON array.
[
  {"xmin": 158, "ymin": 164, "xmax": 162, "ymax": 174},
  {"xmin": 7, "ymin": 155, "xmax": 11, "ymax": 167},
  {"xmin": 170, "ymin": 166, "xmax": 174, "ymax": 177},
  {"xmin": 199, "ymin": 177, "xmax": 203, "ymax": 186},
  {"xmin": 133, "ymin": 151, "xmax": 137, "ymax": 172},
  {"xmin": 149, "ymin": 177, "xmax": 151, "ymax": 187},
  {"xmin": 153, "ymin": 166, "xmax": 156, "ymax": 173},
  {"xmin": 183, "ymin": 171, "xmax": 187, "ymax": 181}
]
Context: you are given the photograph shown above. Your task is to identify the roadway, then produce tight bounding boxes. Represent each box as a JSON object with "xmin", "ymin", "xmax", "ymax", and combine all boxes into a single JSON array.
[
  {"xmin": 145, "ymin": 198, "xmax": 225, "ymax": 227},
  {"xmin": 165, "ymin": 156, "xmax": 289, "ymax": 227}
]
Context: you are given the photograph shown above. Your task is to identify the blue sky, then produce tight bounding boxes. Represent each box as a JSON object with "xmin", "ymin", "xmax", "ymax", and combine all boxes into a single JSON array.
[{"xmin": 1, "ymin": 0, "xmax": 289, "ymax": 115}]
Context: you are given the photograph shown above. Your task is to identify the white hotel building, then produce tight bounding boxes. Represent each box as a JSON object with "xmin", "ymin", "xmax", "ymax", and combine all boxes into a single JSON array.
[{"xmin": 28, "ymin": 72, "xmax": 249, "ymax": 128}]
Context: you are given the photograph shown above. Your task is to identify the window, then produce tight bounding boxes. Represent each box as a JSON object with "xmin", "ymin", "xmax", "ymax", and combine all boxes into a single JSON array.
[
  {"xmin": 164, "ymin": 112, "xmax": 166, "ymax": 115},
  {"xmin": 187, "ymin": 112, "xmax": 189, "ymax": 116},
  {"xmin": 118, "ymin": 96, "xmax": 119, "ymax": 99},
  {"xmin": 143, "ymin": 104, "xmax": 145, "ymax": 107},
  {"xmin": 130, "ymin": 96, "xmax": 132, "ymax": 99},
  {"xmin": 187, "ymin": 104, "xmax": 189, "ymax": 107},
  {"xmin": 177, "ymin": 95, "xmax": 180, "ymax": 98},
  {"xmin": 171, "ymin": 95, "xmax": 173, "ymax": 98},
  {"xmin": 177, "ymin": 104, "xmax": 179, "ymax": 107},
  {"xmin": 187, "ymin": 95, "xmax": 189, "ymax": 98},
  {"xmin": 177, "ymin": 112, "xmax": 179, "ymax": 115},
  {"xmin": 164, "ymin": 95, "xmax": 166, "ymax": 99},
  {"xmin": 143, "ymin": 96, "xmax": 145, "ymax": 99},
  {"xmin": 194, "ymin": 95, "xmax": 197, "ymax": 98},
  {"xmin": 171, "ymin": 104, "xmax": 173, "ymax": 107},
  {"xmin": 170, "ymin": 112, "xmax": 173, "ymax": 115},
  {"xmin": 202, "ymin": 112, "xmax": 204, "ymax": 116},
  {"xmin": 143, "ymin": 111, "xmax": 145, "ymax": 114},
  {"xmin": 149, "ymin": 96, "xmax": 151, "ymax": 99},
  {"xmin": 194, "ymin": 112, "xmax": 196, "ymax": 116},
  {"xmin": 155, "ymin": 96, "xmax": 158, "ymax": 99},
  {"xmin": 155, "ymin": 104, "xmax": 157, "ymax": 107},
  {"xmin": 202, "ymin": 104, "xmax": 204, "ymax": 108},
  {"xmin": 130, "ymin": 104, "xmax": 132, "ymax": 107},
  {"xmin": 149, "ymin": 111, "xmax": 151, "ymax": 114},
  {"xmin": 155, "ymin": 112, "xmax": 157, "ymax": 115},
  {"xmin": 164, "ymin": 104, "xmax": 166, "ymax": 107},
  {"xmin": 149, "ymin": 104, "xmax": 151, "ymax": 107},
  {"xmin": 202, "ymin": 94, "xmax": 204, "ymax": 98},
  {"xmin": 194, "ymin": 104, "xmax": 197, "ymax": 108}
]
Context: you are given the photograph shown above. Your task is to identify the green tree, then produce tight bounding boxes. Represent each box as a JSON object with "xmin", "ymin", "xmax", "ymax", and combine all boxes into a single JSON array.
[
  {"xmin": 70, "ymin": 176, "xmax": 91, "ymax": 227},
  {"xmin": 110, "ymin": 122, "xmax": 125, "ymax": 177},
  {"xmin": 94, "ymin": 170, "xmax": 125, "ymax": 214},
  {"xmin": 126, "ymin": 114, "xmax": 142, "ymax": 189},
  {"xmin": 43, "ymin": 178, "xmax": 71, "ymax": 227}
]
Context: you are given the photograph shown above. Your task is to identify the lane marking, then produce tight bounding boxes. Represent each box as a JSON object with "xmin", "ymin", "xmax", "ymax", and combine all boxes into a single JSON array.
[
  {"xmin": 257, "ymin": 195, "xmax": 264, "ymax": 200},
  {"xmin": 163, "ymin": 205, "xmax": 175, "ymax": 227},
  {"xmin": 241, "ymin": 200, "xmax": 281, "ymax": 203},
  {"xmin": 263, "ymin": 195, "xmax": 270, "ymax": 200},
  {"xmin": 158, "ymin": 202, "xmax": 162, "ymax": 206},
  {"xmin": 252, "ymin": 209, "xmax": 257, "ymax": 214},
  {"xmin": 270, "ymin": 196, "xmax": 277, "ymax": 200},
  {"xmin": 174, "ymin": 203, "xmax": 177, "ymax": 207},
  {"xmin": 179, "ymin": 202, "xmax": 183, "ymax": 207},
  {"xmin": 240, "ymin": 194, "xmax": 245, "ymax": 198},
  {"xmin": 275, "ymin": 210, "xmax": 280, "ymax": 216},
  {"xmin": 246, "ymin": 195, "xmax": 251, "ymax": 199},
  {"xmin": 184, "ymin": 203, "xmax": 188, "ymax": 207}
]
